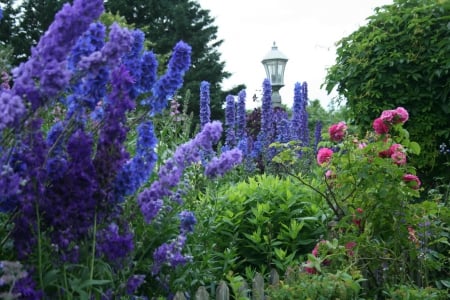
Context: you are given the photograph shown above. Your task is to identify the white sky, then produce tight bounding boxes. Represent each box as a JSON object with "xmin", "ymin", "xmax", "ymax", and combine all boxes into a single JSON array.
[{"xmin": 196, "ymin": 0, "xmax": 393, "ymax": 109}]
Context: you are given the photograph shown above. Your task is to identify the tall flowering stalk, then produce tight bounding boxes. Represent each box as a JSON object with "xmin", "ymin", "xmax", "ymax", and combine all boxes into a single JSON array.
[
  {"xmin": 137, "ymin": 121, "xmax": 223, "ymax": 223},
  {"xmin": 10, "ymin": 0, "xmax": 104, "ymax": 111},
  {"xmin": 149, "ymin": 41, "xmax": 191, "ymax": 114},
  {"xmin": 199, "ymin": 81, "xmax": 211, "ymax": 129},
  {"xmin": 224, "ymin": 95, "xmax": 236, "ymax": 149},
  {"xmin": 236, "ymin": 89, "xmax": 247, "ymax": 138},
  {"xmin": 260, "ymin": 78, "xmax": 274, "ymax": 149},
  {"xmin": 291, "ymin": 81, "xmax": 309, "ymax": 146},
  {"xmin": 301, "ymin": 82, "xmax": 310, "ymax": 146}
]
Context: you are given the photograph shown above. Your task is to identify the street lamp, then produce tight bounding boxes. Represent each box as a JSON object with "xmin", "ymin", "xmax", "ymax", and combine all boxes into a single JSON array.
[{"xmin": 261, "ymin": 41, "xmax": 288, "ymax": 108}]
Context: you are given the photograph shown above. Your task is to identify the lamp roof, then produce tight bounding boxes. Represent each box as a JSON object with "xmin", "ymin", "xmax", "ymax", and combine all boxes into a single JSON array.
[{"xmin": 262, "ymin": 41, "xmax": 288, "ymax": 62}]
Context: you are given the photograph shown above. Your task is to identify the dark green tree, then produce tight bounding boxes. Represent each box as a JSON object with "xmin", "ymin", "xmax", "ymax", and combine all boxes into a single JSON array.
[
  {"xmin": 324, "ymin": 0, "xmax": 450, "ymax": 184},
  {"xmin": 105, "ymin": 0, "xmax": 232, "ymax": 122}
]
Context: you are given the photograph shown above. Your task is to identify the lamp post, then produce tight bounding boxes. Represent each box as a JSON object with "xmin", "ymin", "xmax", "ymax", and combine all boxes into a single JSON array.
[{"xmin": 261, "ymin": 41, "xmax": 288, "ymax": 108}]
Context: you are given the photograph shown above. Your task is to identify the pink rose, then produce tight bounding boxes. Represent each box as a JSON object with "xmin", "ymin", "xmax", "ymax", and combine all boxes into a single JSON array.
[
  {"xmin": 328, "ymin": 121, "xmax": 347, "ymax": 142},
  {"xmin": 403, "ymin": 174, "xmax": 421, "ymax": 190},
  {"xmin": 390, "ymin": 144, "xmax": 407, "ymax": 165},
  {"xmin": 317, "ymin": 148, "xmax": 333, "ymax": 165},
  {"xmin": 394, "ymin": 107, "xmax": 409, "ymax": 124},
  {"xmin": 373, "ymin": 117, "xmax": 390, "ymax": 134},
  {"xmin": 379, "ymin": 107, "xmax": 409, "ymax": 125},
  {"xmin": 380, "ymin": 110, "xmax": 396, "ymax": 123}
]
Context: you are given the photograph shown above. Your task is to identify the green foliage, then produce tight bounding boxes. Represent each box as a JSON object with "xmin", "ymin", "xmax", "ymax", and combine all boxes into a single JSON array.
[
  {"xmin": 324, "ymin": 0, "xmax": 450, "ymax": 183},
  {"xmin": 211, "ymin": 174, "xmax": 327, "ymax": 274},
  {"xmin": 383, "ymin": 284, "xmax": 449, "ymax": 300},
  {"xmin": 266, "ymin": 267, "xmax": 363, "ymax": 300}
]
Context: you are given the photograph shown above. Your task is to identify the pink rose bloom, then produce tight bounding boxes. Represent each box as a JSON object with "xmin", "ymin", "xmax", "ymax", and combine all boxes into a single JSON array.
[
  {"xmin": 390, "ymin": 144, "xmax": 407, "ymax": 165},
  {"xmin": 394, "ymin": 107, "xmax": 409, "ymax": 124},
  {"xmin": 317, "ymin": 148, "xmax": 333, "ymax": 165},
  {"xmin": 328, "ymin": 121, "xmax": 347, "ymax": 142},
  {"xmin": 403, "ymin": 174, "xmax": 421, "ymax": 190},
  {"xmin": 373, "ymin": 117, "xmax": 390, "ymax": 134},
  {"xmin": 380, "ymin": 110, "xmax": 396, "ymax": 123}
]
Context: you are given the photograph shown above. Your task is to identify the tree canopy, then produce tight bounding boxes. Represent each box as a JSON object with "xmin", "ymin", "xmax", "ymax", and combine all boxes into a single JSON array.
[{"xmin": 324, "ymin": 0, "xmax": 450, "ymax": 182}]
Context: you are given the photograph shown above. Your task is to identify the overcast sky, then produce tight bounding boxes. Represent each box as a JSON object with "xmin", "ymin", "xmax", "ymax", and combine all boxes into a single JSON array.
[{"xmin": 195, "ymin": 0, "xmax": 393, "ymax": 109}]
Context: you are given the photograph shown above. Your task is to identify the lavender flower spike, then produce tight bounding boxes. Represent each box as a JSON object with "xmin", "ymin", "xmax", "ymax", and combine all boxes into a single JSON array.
[
  {"xmin": 11, "ymin": 0, "xmax": 104, "ymax": 110},
  {"xmin": 138, "ymin": 121, "xmax": 223, "ymax": 223},
  {"xmin": 150, "ymin": 41, "xmax": 192, "ymax": 114},
  {"xmin": 236, "ymin": 89, "xmax": 247, "ymax": 138},
  {"xmin": 205, "ymin": 148, "xmax": 243, "ymax": 178},
  {"xmin": 199, "ymin": 81, "xmax": 211, "ymax": 129},
  {"xmin": 224, "ymin": 95, "xmax": 236, "ymax": 148}
]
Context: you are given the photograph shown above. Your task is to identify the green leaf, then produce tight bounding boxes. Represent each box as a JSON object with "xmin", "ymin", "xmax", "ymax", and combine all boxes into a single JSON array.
[{"xmin": 408, "ymin": 141, "xmax": 421, "ymax": 155}]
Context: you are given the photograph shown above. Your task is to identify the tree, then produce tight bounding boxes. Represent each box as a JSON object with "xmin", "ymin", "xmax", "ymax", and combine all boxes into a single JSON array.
[
  {"xmin": 105, "ymin": 0, "xmax": 232, "ymax": 122},
  {"xmin": 324, "ymin": 0, "xmax": 450, "ymax": 184}
]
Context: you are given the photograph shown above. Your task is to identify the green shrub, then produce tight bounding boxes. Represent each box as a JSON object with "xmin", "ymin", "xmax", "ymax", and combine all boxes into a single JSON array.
[
  {"xmin": 267, "ymin": 267, "xmax": 363, "ymax": 300},
  {"xmin": 213, "ymin": 174, "xmax": 328, "ymax": 274}
]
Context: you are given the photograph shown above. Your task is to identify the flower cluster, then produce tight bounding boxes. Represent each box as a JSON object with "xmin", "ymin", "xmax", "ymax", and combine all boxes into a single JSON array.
[
  {"xmin": 317, "ymin": 148, "xmax": 333, "ymax": 165},
  {"xmin": 224, "ymin": 95, "xmax": 236, "ymax": 149},
  {"xmin": 328, "ymin": 121, "xmax": 347, "ymax": 142},
  {"xmin": 205, "ymin": 148, "xmax": 243, "ymax": 178},
  {"xmin": 372, "ymin": 107, "xmax": 409, "ymax": 134},
  {"xmin": 199, "ymin": 81, "xmax": 211, "ymax": 129},
  {"xmin": 137, "ymin": 121, "xmax": 224, "ymax": 223}
]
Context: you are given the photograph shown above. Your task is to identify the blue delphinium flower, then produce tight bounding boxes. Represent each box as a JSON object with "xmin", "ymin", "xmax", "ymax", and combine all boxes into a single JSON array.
[
  {"xmin": 11, "ymin": 0, "xmax": 104, "ymax": 110},
  {"xmin": 115, "ymin": 121, "xmax": 158, "ymax": 199},
  {"xmin": 236, "ymin": 89, "xmax": 247, "ymax": 138},
  {"xmin": 151, "ymin": 235, "xmax": 191, "ymax": 275},
  {"xmin": 68, "ymin": 22, "xmax": 106, "ymax": 71},
  {"xmin": 225, "ymin": 95, "xmax": 236, "ymax": 148},
  {"xmin": 126, "ymin": 274, "xmax": 146, "ymax": 295},
  {"xmin": 290, "ymin": 82, "xmax": 303, "ymax": 142},
  {"xmin": 277, "ymin": 118, "xmax": 291, "ymax": 143},
  {"xmin": 260, "ymin": 79, "xmax": 274, "ymax": 147},
  {"xmin": 179, "ymin": 210, "xmax": 197, "ymax": 234},
  {"xmin": 149, "ymin": 41, "xmax": 191, "ymax": 114},
  {"xmin": 199, "ymin": 81, "xmax": 211, "ymax": 129},
  {"xmin": 205, "ymin": 148, "xmax": 243, "ymax": 178},
  {"xmin": 123, "ymin": 29, "xmax": 145, "ymax": 99},
  {"xmin": 138, "ymin": 121, "xmax": 223, "ymax": 223},
  {"xmin": 66, "ymin": 22, "xmax": 109, "ymax": 119},
  {"xmin": 93, "ymin": 66, "xmax": 135, "ymax": 201},
  {"xmin": 0, "ymin": 163, "xmax": 22, "ymax": 213},
  {"xmin": 96, "ymin": 222, "xmax": 134, "ymax": 263},
  {"xmin": 138, "ymin": 51, "xmax": 158, "ymax": 94},
  {"xmin": 78, "ymin": 23, "xmax": 133, "ymax": 73},
  {"xmin": 0, "ymin": 91, "xmax": 25, "ymax": 131}
]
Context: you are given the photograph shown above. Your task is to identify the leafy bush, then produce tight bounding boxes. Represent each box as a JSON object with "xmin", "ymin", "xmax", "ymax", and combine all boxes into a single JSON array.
[
  {"xmin": 267, "ymin": 266, "xmax": 363, "ymax": 300},
  {"xmin": 212, "ymin": 174, "xmax": 327, "ymax": 274}
]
